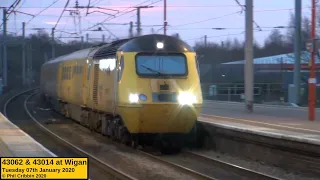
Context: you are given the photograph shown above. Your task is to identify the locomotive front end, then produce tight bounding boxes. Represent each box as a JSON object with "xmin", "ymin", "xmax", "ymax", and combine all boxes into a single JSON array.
[{"xmin": 116, "ymin": 35, "xmax": 202, "ymax": 135}]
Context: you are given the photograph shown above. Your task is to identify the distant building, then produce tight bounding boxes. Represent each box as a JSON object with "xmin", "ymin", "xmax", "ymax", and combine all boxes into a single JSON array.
[
  {"xmin": 200, "ymin": 51, "xmax": 320, "ymax": 103},
  {"xmin": 201, "ymin": 51, "xmax": 320, "ymax": 85}
]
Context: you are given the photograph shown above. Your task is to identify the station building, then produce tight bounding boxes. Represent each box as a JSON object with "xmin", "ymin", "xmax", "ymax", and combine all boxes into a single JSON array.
[{"xmin": 200, "ymin": 51, "xmax": 320, "ymax": 105}]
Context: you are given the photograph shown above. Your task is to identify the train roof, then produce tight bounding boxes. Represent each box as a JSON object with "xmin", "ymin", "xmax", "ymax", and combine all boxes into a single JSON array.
[
  {"xmin": 93, "ymin": 34, "xmax": 194, "ymax": 59},
  {"xmin": 119, "ymin": 34, "xmax": 194, "ymax": 53},
  {"xmin": 43, "ymin": 34, "xmax": 194, "ymax": 66}
]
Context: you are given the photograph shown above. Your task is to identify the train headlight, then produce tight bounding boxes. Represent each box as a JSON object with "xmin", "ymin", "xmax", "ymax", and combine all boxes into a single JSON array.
[
  {"xmin": 157, "ymin": 42, "xmax": 164, "ymax": 49},
  {"xmin": 178, "ymin": 92, "xmax": 196, "ymax": 105},
  {"xmin": 129, "ymin": 93, "xmax": 139, "ymax": 103}
]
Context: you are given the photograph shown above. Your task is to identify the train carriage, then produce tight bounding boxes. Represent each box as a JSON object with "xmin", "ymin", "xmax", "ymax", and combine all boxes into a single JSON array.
[{"xmin": 40, "ymin": 34, "xmax": 203, "ymax": 149}]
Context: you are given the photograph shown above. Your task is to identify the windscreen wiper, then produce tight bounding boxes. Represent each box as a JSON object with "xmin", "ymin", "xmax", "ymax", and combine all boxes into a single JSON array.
[{"xmin": 140, "ymin": 65, "xmax": 164, "ymax": 75}]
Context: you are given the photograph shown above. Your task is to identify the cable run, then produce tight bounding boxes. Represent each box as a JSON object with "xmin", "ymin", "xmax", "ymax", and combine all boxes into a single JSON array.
[
  {"xmin": 171, "ymin": 11, "xmax": 241, "ymax": 28},
  {"xmin": 185, "ymin": 29, "xmax": 274, "ymax": 41},
  {"xmin": 14, "ymin": 0, "xmax": 60, "ymax": 35},
  {"xmin": 84, "ymin": 0, "xmax": 161, "ymax": 32},
  {"xmin": 53, "ymin": 0, "xmax": 70, "ymax": 29}
]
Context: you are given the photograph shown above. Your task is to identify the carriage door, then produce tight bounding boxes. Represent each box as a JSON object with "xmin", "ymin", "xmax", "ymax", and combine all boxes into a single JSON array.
[
  {"xmin": 113, "ymin": 55, "xmax": 124, "ymax": 114},
  {"xmin": 113, "ymin": 55, "xmax": 120, "ymax": 115}
]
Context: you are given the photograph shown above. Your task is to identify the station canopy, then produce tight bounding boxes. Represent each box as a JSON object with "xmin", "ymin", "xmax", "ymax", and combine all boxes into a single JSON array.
[{"xmin": 221, "ymin": 51, "xmax": 320, "ymax": 65}]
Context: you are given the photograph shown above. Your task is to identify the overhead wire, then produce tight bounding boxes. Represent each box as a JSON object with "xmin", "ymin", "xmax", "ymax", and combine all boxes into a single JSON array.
[
  {"xmin": 0, "ymin": 0, "xmax": 21, "ymax": 28},
  {"xmin": 1, "ymin": 5, "xmax": 246, "ymax": 9},
  {"xmin": 106, "ymin": 0, "xmax": 162, "ymax": 25},
  {"xmin": 11, "ymin": 0, "xmax": 60, "ymax": 35},
  {"xmin": 171, "ymin": 11, "xmax": 242, "ymax": 28},
  {"xmin": 167, "ymin": 6, "xmax": 301, "ymax": 30},
  {"xmin": 53, "ymin": 0, "xmax": 70, "ymax": 29},
  {"xmin": 91, "ymin": 0, "xmax": 103, "ymax": 7},
  {"xmin": 84, "ymin": 0, "xmax": 160, "ymax": 31},
  {"xmin": 3, "ymin": 1, "xmax": 300, "ymax": 44},
  {"xmin": 26, "ymin": 0, "xmax": 60, "ymax": 27},
  {"xmin": 9, "ymin": 5, "xmax": 317, "ymax": 11},
  {"xmin": 86, "ymin": 0, "xmax": 91, "ymax": 15},
  {"xmin": 234, "ymin": 0, "xmax": 262, "ymax": 31},
  {"xmin": 185, "ymin": 29, "xmax": 279, "ymax": 41},
  {"xmin": 15, "ymin": 0, "xmax": 26, "ymax": 11},
  {"xmin": 9, "ymin": 6, "xmax": 307, "ymax": 18},
  {"xmin": 6, "ymin": 0, "xmax": 22, "ymax": 17},
  {"xmin": 168, "ymin": 26, "xmax": 294, "ymax": 31}
]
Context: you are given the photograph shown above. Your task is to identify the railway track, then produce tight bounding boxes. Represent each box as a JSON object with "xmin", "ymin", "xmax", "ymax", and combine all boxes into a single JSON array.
[
  {"xmin": 25, "ymin": 90, "xmax": 213, "ymax": 180},
  {"xmin": 138, "ymin": 150, "xmax": 215, "ymax": 180},
  {"xmin": 17, "ymin": 89, "xmax": 281, "ymax": 180},
  {"xmin": 139, "ymin": 149, "xmax": 280, "ymax": 180},
  {"xmin": 4, "ymin": 89, "xmax": 136, "ymax": 180},
  {"xmin": 183, "ymin": 150, "xmax": 280, "ymax": 180}
]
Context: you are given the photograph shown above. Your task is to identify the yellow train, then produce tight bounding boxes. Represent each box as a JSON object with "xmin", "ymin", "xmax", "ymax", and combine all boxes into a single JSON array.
[{"xmin": 40, "ymin": 34, "xmax": 203, "ymax": 149}]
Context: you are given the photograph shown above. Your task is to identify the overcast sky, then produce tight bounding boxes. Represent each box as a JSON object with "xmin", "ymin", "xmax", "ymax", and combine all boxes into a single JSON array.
[{"xmin": 0, "ymin": 0, "xmax": 313, "ymax": 46}]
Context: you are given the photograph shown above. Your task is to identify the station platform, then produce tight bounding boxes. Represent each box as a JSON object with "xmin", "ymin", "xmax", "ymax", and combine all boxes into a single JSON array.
[
  {"xmin": 0, "ymin": 112, "xmax": 56, "ymax": 157},
  {"xmin": 200, "ymin": 100, "xmax": 320, "ymax": 145}
]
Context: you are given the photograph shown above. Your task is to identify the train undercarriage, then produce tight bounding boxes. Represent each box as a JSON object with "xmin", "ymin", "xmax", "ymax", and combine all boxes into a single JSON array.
[{"xmin": 42, "ymin": 94, "xmax": 200, "ymax": 153}]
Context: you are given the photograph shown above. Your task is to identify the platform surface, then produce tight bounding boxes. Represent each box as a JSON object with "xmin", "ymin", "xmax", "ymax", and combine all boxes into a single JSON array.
[
  {"xmin": 200, "ymin": 100, "xmax": 320, "ymax": 145},
  {"xmin": 0, "ymin": 113, "xmax": 56, "ymax": 157}
]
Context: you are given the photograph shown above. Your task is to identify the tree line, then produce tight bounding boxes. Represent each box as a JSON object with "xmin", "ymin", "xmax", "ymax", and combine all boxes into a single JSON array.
[
  {"xmin": 194, "ymin": 13, "xmax": 315, "ymax": 66},
  {"xmin": 0, "ymin": 11, "xmax": 317, "ymax": 89}
]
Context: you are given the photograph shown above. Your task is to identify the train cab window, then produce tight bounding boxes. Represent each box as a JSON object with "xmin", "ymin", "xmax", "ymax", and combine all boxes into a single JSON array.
[
  {"xmin": 117, "ymin": 56, "xmax": 124, "ymax": 82},
  {"xmin": 135, "ymin": 54, "xmax": 187, "ymax": 77}
]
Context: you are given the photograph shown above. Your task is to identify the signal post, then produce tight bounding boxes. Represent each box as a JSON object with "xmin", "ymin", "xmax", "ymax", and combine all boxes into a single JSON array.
[{"xmin": 308, "ymin": 0, "xmax": 316, "ymax": 121}]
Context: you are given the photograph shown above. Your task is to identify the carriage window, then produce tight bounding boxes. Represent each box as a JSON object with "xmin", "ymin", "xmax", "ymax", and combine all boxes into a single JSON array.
[
  {"xmin": 136, "ymin": 54, "xmax": 187, "ymax": 76},
  {"xmin": 68, "ymin": 66, "xmax": 71, "ymax": 80},
  {"xmin": 99, "ymin": 58, "xmax": 116, "ymax": 71}
]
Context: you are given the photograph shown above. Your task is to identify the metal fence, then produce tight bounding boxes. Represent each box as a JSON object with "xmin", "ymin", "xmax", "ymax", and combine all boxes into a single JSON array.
[{"xmin": 201, "ymin": 83, "xmax": 286, "ymax": 103}]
